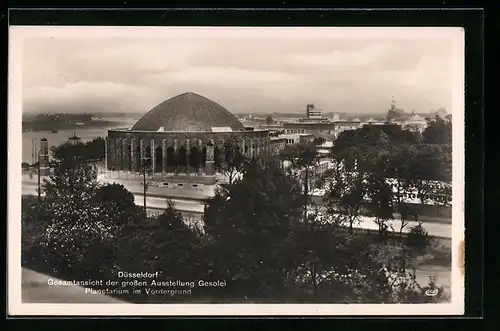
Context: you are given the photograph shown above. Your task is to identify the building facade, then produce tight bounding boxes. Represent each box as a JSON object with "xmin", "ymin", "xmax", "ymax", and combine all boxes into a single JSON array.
[
  {"xmin": 105, "ymin": 92, "xmax": 270, "ymax": 178},
  {"xmin": 306, "ymin": 104, "xmax": 322, "ymax": 119}
]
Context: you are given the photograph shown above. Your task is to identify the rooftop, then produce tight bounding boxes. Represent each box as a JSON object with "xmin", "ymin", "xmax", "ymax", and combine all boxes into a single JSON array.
[{"xmin": 131, "ymin": 92, "xmax": 245, "ymax": 132}]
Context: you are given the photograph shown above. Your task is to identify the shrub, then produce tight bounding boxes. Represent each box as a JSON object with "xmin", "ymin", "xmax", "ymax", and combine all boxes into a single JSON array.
[{"xmin": 406, "ymin": 222, "xmax": 431, "ymax": 252}]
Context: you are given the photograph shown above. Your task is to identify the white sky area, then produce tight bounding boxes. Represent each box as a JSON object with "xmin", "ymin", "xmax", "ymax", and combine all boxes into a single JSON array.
[{"xmin": 17, "ymin": 27, "xmax": 461, "ymax": 115}]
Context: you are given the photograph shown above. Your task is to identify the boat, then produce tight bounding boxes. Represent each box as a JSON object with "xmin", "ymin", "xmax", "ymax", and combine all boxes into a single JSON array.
[{"xmin": 50, "ymin": 129, "xmax": 58, "ymax": 133}]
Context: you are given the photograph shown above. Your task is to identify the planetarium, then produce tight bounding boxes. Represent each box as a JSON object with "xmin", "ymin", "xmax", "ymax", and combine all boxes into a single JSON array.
[{"xmin": 105, "ymin": 92, "xmax": 270, "ymax": 178}]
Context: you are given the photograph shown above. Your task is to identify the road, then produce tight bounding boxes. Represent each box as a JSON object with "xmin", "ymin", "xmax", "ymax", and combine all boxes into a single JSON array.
[
  {"xmin": 22, "ymin": 181, "xmax": 451, "ymax": 238},
  {"xmin": 21, "ymin": 268, "xmax": 125, "ymax": 303}
]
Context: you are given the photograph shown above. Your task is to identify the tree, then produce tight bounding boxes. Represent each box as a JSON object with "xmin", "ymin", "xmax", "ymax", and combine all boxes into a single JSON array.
[
  {"xmin": 383, "ymin": 145, "xmax": 414, "ymax": 235},
  {"xmin": 43, "ymin": 160, "xmax": 99, "ymax": 200},
  {"xmin": 331, "ymin": 125, "xmax": 419, "ymax": 173},
  {"xmin": 266, "ymin": 114, "xmax": 274, "ymax": 125},
  {"xmin": 286, "ymin": 142, "xmax": 320, "ymax": 220},
  {"xmin": 39, "ymin": 162, "xmax": 122, "ymax": 280},
  {"xmin": 84, "ymin": 137, "xmax": 106, "ymax": 161},
  {"xmin": 365, "ymin": 173, "xmax": 395, "ymax": 238},
  {"xmin": 50, "ymin": 141, "xmax": 88, "ymax": 164},
  {"xmin": 202, "ymin": 158, "xmax": 304, "ymax": 301},
  {"xmin": 313, "ymin": 136, "xmax": 326, "ymax": 146},
  {"xmin": 404, "ymin": 144, "xmax": 451, "ymax": 220},
  {"xmin": 422, "ymin": 115, "xmax": 452, "ymax": 145},
  {"xmin": 323, "ymin": 166, "xmax": 366, "ymax": 234},
  {"xmin": 220, "ymin": 138, "xmax": 248, "ymax": 185},
  {"xmin": 50, "ymin": 137, "xmax": 105, "ymax": 164},
  {"xmin": 21, "ymin": 196, "xmax": 53, "ymax": 270},
  {"xmin": 406, "ymin": 222, "xmax": 431, "ymax": 253},
  {"xmin": 93, "ymin": 183, "xmax": 145, "ymax": 225},
  {"xmin": 120, "ymin": 201, "xmax": 201, "ymax": 292}
]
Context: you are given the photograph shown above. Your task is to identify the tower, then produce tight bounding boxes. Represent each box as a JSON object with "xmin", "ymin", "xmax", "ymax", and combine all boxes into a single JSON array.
[
  {"xmin": 390, "ymin": 96, "xmax": 396, "ymax": 111},
  {"xmin": 38, "ymin": 138, "xmax": 50, "ymax": 176}
]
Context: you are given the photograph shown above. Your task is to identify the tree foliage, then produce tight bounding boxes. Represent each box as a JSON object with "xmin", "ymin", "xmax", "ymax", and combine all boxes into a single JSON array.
[
  {"xmin": 266, "ymin": 114, "xmax": 274, "ymax": 125},
  {"xmin": 203, "ymin": 158, "xmax": 304, "ymax": 300},
  {"xmin": 219, "ymin": 138, "xmax": 248, "ymax": 185},
  {"xmin": 120, "ymin": 201, "xmax": 201, "ymax": 285},
  {"xmin": 422, "ymin": 115, "xmax": 452, "ymax": 145},
  {"xmin": 323, "ymin": 167, "xmax": 366, "ymax": 233},
  {"xmin": 50, "ymin": 137, "xmax": 105, "ymax": 164},
  {"xmin": 21, "ymin": 139, "xmax": 447, "ymax": 304}
]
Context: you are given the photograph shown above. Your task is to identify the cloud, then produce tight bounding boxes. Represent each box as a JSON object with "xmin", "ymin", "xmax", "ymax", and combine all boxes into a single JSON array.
[{"xmin": 20, "ymin": 34, "xmax": 456, "ymax": 114}]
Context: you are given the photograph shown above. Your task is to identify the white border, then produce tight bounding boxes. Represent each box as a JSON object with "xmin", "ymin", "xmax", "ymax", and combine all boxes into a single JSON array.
[{"xmin": 8, "ymin": 26, "xmax": 465, "ymax": 316}]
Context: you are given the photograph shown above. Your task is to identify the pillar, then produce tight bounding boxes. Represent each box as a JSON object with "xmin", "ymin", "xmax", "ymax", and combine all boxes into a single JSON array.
[
  {"xmin": 108, "ymin": 137, "xmax": 116, "ymax": 170},
  {"xmin": 162, "ymin": 139, "xmax": 167, "ymax": 174},
  {"xmin": 249, "ymin": 138, "xmax": 254, "ymax": 158},
  {"xmin": 238, "ymin": 137, "xmax": 245, "ymax": 154},
  {"xmin": 115, "ymin": 138, "xmax": 122, "ymax": 170},
  {"xmin": 173, "ymin": 139, "xmax": 178, "ymax": 174},
  {"xmin": 130, "ymin": 138, "xmax": 137, "ymax": 172},
  {"xmin": 205, "ymin": 143, "xmax": 214, "ymax": 176},
  {"xmin": 104, "ymin": 137, "xmax": 108, "ymax": 171},
  {"xmin": 139, "ymin": 139, "xmax": 145, "ymax": 169},
  {"xmin": 122, "ymin": 138, "xmax": 129, "ymax": 171},
  {"xmin": 186, "ymin": 139, "xmax": 190, "ymax": 175},
  {"xmin": 151, "ymin": 139, "xmax": 156, "ymax": 174},
  {"xmin": 197, "ymin": 139, "xmax": 203, "ymax": 175}
]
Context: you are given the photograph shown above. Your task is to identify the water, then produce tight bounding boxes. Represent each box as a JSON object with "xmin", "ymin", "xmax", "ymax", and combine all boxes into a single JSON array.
[{"xmin": 22, "ymin": 118, "xmax": 137, "ymax": 163}]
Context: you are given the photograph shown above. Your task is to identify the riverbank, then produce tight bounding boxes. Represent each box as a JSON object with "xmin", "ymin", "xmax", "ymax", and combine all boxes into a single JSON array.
[{"xmin": 22, "ymin": 120, "xmax": 123, "ymax": 132}]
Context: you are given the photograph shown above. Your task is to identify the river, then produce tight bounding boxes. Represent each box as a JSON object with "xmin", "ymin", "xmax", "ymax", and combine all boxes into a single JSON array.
[{"xmin": 22, "ymin": 118, "xmax": 137, "ymax": 163}]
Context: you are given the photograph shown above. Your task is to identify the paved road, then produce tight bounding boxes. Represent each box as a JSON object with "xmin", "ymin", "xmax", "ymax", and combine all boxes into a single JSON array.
[
  {"xmin": 22, "ymin": 183, "xmax": 451, "ymax": 238},
  {"xmin": 21, "ymin": 268, "xmax": 125, "ymax": 303}
]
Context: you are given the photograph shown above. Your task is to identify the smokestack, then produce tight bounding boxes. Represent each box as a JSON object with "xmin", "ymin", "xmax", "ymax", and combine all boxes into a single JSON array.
[{"xmin": 38, "ymin": 138, "xmax": 50, "ymax": 176}]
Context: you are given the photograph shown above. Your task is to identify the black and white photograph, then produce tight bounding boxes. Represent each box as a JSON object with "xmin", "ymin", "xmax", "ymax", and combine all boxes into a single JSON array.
[{"xmin": 8, "ymin": 26, "xmax": 465, "ymax": 315}]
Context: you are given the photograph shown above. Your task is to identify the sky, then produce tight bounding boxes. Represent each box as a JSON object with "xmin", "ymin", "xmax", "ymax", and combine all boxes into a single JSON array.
[{"xmin": 18, "ymin": 27, "xmax": 461, "ymax": 115}]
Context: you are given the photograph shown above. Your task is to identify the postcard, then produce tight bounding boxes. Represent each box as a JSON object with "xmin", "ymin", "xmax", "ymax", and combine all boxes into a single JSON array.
[{"xmin": 8, "ymin": 25, "xmax": 465, "ymax": 316}]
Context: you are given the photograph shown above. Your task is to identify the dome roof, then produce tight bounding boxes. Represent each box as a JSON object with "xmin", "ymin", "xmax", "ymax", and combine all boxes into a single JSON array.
[{"xmin": 131, "ymin": 92, "xmax": 245, "ymax": 132}]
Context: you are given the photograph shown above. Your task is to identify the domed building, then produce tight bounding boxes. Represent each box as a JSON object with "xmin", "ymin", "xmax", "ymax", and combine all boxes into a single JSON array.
[{"xmin": 105, "ymin": 92, "xmax": 270, "ymax": 179}]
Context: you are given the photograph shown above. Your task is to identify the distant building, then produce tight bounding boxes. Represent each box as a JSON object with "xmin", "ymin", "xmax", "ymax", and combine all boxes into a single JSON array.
[
  {"xmin": 257, "ymin": 123, "xmax": 284, "ymax": 135},
  {"xmin": 306, "ymin": 104, "xmax": 322, "ymax": 119},
  {"xmin": 279, "ymin": 133, "xmax": 315, "ymax": 145},
  {"xmin": 38, "ymin": 138, "xmax": 50, "ymax": 176},
  {"xmin": 106, "ymin": 92, "xmax": 270, "ymax": 178},
  {"xmin": 403, "ymin": 114, "xmax": 427, "ymax": 132},
  {"xmin": 316, "ymin": 141, "xmax": 334, "ymax": 158},
  {"xmin": 435, "ymin": 108, "xmax": 448, "ymax": 119},
  {"xmin": 68, "ymin": 133, "xmax": 82, "ymax": 145},
  {"xmin": 269, "ymin": 137, "xmax": 286, "ymax": 154},
  {"xmin": 332, "ymin": 121, "xmax": 362, "ymax": 137}
]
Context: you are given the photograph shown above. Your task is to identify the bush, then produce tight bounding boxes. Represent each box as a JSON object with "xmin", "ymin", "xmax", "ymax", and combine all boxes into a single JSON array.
[{"xmin": 406, "ymin": 222, "xmax": 431, "ymax": 252}]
